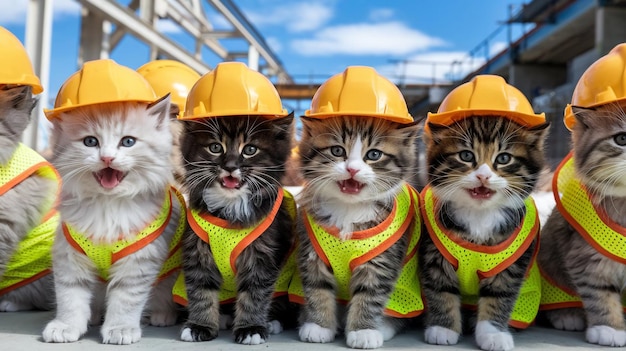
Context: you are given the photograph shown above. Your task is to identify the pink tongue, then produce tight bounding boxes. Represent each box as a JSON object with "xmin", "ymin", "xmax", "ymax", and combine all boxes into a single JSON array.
[
  {"xmin": 339, "ymin": 179, "xmax": 363, "ymax": 194},
  {"xmin": 222, "ymin": 176, "xmax": 240, "ymax": 189},
  {"xmin": 470, "ymin": 186, "xmax": 493, "ymax": 199},
  {"xmin": 99, "ymin": 168, "xmax": 121, "ymax": 189}
]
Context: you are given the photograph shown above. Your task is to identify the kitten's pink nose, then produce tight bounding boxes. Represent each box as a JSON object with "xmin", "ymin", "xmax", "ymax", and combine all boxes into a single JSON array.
[
  {"xmin": 476, "ymin": 173, "xmax": 490, "ymax": 183},
  {"xmin": 101, "ymin": 156, "xmax": 115, "ymax": 166},
  {"xmin": 347, "ymin": 168, "xmax": 359, "ymax": 177}
]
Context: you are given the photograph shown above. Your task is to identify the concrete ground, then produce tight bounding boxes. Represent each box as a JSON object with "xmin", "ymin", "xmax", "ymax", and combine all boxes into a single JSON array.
[{"xmin": 1, "ymin": 311, "xmax": 606, "ymax": 350}]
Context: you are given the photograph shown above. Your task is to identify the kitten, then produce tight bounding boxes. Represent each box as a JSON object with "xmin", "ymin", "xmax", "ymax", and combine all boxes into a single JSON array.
[
  {"xmin": 42, "ymin": 96, "xmax": 186, "ymax": 345},
  {"xmin": 289, "ymin": 116, "xmax": 423, "ymax": 349},
  {"xmin": 174, "ymin": 114, "xmax": 297, "ymax": 345},
  {"xmin": 0, "ymin": 85, "xmax": 60, "ymax": 311},
  {"xmin": 420, "ymin": 116, "xmax": 549, "ymax": 351},
  {"xmin": 538, "ymin": 104, "xmax": 626, "ymax": 346}
]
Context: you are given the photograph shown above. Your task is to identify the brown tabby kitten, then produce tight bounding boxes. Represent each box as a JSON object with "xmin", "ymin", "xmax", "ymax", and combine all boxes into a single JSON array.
[
  {"xmin": 178, "ymin": 114, "xmax": 296, "ymax": 345},
  {"xmin": 293, "ymin": 116, "xmax": 421, "ymax": 349},
  {"xmin": 420, "ymin": 116, "xmax": 549, "ymax": 351},
  {"xmin": 539, "ymin": 104, "xmax": 626, "ymax": 347}
]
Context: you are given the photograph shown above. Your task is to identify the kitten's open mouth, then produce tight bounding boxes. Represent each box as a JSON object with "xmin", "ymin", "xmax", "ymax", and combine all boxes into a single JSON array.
[
  {"xmin": 338, "ymin": 179, "xmax": 365, "ymax": 194},
  {"xmin": 94, "ymin": 167, "xmax": 126, "ymax": 189},
  {"xmin": 221, "ymin": 176, "xmax": 242, "ymax": 189},
  {"xmin": 468, "ymin": 186, "xmax": 495, "ymax": 199}
]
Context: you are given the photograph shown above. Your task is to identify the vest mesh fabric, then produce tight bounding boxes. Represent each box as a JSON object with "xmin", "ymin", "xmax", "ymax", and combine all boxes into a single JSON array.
[
  {"xmin": 64, "ymin": 187, "xmax": 183, "ymax": 281},
  {"xmin": 288, "ymin": 183, "xmax": 424, "ymax": 318},
  {"xmin": 173, "ymin": 190, "xmax": 297, "ymax": 305},
  {"xmin": 540, "ymin": 154, "xmax": 626, "ymax": 310},
  {"xmin": 0, "ymin": 144, "xmax": 60, "ymax": 294},
  {"xmin": 421, "ymin": 186, "xmax": 540, "ymax": 328}
]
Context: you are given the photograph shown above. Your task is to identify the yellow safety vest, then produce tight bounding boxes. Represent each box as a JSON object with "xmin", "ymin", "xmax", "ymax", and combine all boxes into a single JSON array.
[
  {"xmin": 420, "ymin": 185, "xmax": 541, "ymax": 328},
  {"xmin": 540, "ymin": 153, "xmax": 626, "ymax": 311},
  {"xmin": 288, "ymin": 183, "xmax": 424, "ymax": 318},
  {"xmin": 63, "ymin": 187, "xmax": 186, "ymax": 282},
  {"xmin": 172, "ymin": 189, "xmax": 297, "ymax": 305},
  {"xmin": 0, "ymin": 143, "xmax": 60, "ymax": 295}
]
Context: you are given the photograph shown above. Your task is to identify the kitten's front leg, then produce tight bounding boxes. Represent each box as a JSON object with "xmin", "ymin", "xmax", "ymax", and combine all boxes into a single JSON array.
[
  {"xmin": 475, "ymin": 243, "xmax": 534, "ymax": 351},
  {"xmin": 297, "ymin": 238, "xmax": 338, "ymax": 344},
  {"xmin": 180, "ymin": 232, "xmax": 222, "ymax": 342},
  {"xmin": 101, "ymin": 255, "xmax": 161, "ymax": 345},
  {"xmin": 345, "ymin": 252, "xmax": 404, "ymax": 349},
  {"xmin": 43, "ymin": 240, "xmax": 96, "ymax": 343},
  {"xmin": 420, "ymin": 234, "xmax": 462, "ymax": 346}
]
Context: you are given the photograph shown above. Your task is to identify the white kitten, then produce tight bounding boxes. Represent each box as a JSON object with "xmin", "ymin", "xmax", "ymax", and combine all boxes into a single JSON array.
[{"xmin": 42, "ymin": 96, "xmax": 186, "ymax": 345}]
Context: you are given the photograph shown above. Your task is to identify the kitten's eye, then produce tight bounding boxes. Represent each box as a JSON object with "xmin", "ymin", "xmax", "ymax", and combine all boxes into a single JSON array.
[
  {"xmin": 242, "ymin": 144, "xmax": 258, "ymax": 157},
  {"xmin": 459, "ymin": 150, "xmax": 474, "ymax": 162},
  {"xmin": 614, "ymin": 133, "xmax": 626, "ymax": 146},
  {"xmin": 330, "ymin": 146, "xmax": 345, "ymax": 157},
  {"xmin": 207, "ymin": 142, "xmax": 223, "ymax": 154},
  {"xmin": 83, "ymin": 136, "xmax": 98, "ymax": 147},
  {"xmin": 495, "ymin": 152, "xmax": 512, "ymax": 165},
  {"xmin": 120, "ymin": 136, "xmax": 136, "ymax": 147},
  {"xmin": 365, "ymin": 149, "xmax": 383, "ymax": 161}
]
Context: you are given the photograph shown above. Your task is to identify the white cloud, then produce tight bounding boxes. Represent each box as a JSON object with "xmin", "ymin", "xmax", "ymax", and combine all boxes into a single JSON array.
[
  {"xmin": 244, "ymin": 2, "xmax": 333, "ymax": 33},
  {"xmin": 369, "ymin": 8, "xmax": 394, "ymax": 21},
  {"xmin": 291, "ymin": 22, "xmax": 445, "ymax": 56},
  {"xmin": 0, "ymin": 0, "xmax": 80, "ymax": 24},
  {"xmin": 156, "ymin": 19, "xmax": 182, "ymax": 34}
]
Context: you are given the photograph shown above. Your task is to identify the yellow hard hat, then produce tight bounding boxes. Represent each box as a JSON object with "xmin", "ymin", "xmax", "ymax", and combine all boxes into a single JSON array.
[
  {"xmin": 182, "ymin": 61, "xmax": 288, "ymax": 120},
  {"xmin": 45, "ymin": 59, "xmax": 157, "ymax": 120},
  {"xmin": 427, "ymin": 74, "xmax": 545, "ymax": 129},
  {"xmin": 305, "ymin": 66, "xmax": 413, "ymax": 124},
  {"xmin": 0, "ymin": 26, "xmax": 43, "ymax": 94},
  {"xmin": 564, "ymin": 43, "xmax": 626, "ymax": 130},
  {"xmin": 137, "ymin": 59, "xmax": 201, "ymax": 118}
]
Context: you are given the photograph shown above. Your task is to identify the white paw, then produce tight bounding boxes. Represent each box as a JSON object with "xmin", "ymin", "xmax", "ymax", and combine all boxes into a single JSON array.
[
  {"xmin": 377, "ymin": 320, "xmax": 397, "ymax": 341},
  {"xmin": 239, "ymin": 333, "xmax": 266, "ymax": 345},
  {"xmin": 586, "ymin": 325, "xmax": 626, "ymax": 346},
  {"xmin": 299, "ymin": 322, "xmax": 335, "ymax": 343},
  {"xmin": 219, "ymin": 314, "xmax": 233, "ymax": 330},
  {"xmin": 549, "ymin": 311, "xmax": 585, "ymax": 331},
  {"xmin": 346, "ymin": 329, "xmax": 383, "ymax": 349},
  {"xmin": 267, "ymin": 320, "xmax": 283, "ymax": 334},
  {"xmin": 180, "ymin": 327, "xmax": 193, "ymax": 342},
  {"xmin": 101, "ymin": 325, "xmax": 141, "ymax": 345},
  {"xmin": 475, "ymin": 321, "xmax": 514, "ymax": 351},
  {"xmin": 149, "ymin": 310, "xmax": 178, "ymax": 327},
  {"xmin": 424, "ymin": 326, "xmax": 459, "ymax": 345},
  {"xmin": 42, "ymin": 320, "xmax": 82, "ymax": 343}
]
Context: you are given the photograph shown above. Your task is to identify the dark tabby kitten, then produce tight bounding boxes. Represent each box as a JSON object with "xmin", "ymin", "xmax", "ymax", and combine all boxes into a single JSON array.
[
  {"xmin": 177, "ymin": 114, "xmax": 296, "ymax": 345},
  {"xmin": 291, "ymin": 116, "xmax": 423, "ymax": 349},
  {"xmin": 539, "ymin": 104, "xmax": 626, "ymax": 347},
  {"xmin": 420, "ymin": 116, "xmax": 549, "ymax": 351}
]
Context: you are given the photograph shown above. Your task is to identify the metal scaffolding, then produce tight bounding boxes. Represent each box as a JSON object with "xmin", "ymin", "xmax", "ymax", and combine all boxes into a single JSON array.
[{"xmin": 23, "ymin": 0, "xmax": 292, "ymax": 149}]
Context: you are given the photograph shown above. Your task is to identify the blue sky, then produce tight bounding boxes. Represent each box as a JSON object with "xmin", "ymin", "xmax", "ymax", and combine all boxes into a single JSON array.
[{"xmin": 1, "ymin": 0, "xmax": 529, "ymax": 117}]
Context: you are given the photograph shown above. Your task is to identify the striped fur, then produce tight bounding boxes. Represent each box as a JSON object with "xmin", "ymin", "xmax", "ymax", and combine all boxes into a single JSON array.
[
  {"xmin": 421, "ymin": 116, "xmax": 548, "ymax": 350},
  {"xmin": 179, "ymin": 115, "xmax": 296, "ymax": 344},
  {"xmin": 296, "ymin": 116, "xmax": 419, "ymax": 349},
  {"xmin": 539, "ymin": 104, "xmax": 626, "ymax": 346}
]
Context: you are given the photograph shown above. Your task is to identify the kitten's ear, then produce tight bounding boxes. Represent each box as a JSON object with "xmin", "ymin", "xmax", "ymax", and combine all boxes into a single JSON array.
[
  {"xmin": 528, "ymin": 121, "xmax": 551, "ymax": 147},
  {"xmin": 270, "ymin": 112, "xmax": 295, "ymax": 142},
  {"xmin": 6, "ymin": 85, "xmax": 37, "ymax": 115},
  {"xmin": 394, "ymin": 120, "xmax": 421, "ymax": 139},
  {"xmin": 425, "ymin": 122, "xmax": 447, "ymax": 143},
  {"xmin": 169, "ymin": 102, "xmax": 180, "ymax": 120},
  {"xmin": 299, "ymin": 116, "xmax": 323, "ymax": 139},
  {"xmin": 147, "ymin": 93, "xmax": 171, "ymax": 129},
  {"xmin": 571, "ymin": 106, "xmax": 594, "ymax": 130}
]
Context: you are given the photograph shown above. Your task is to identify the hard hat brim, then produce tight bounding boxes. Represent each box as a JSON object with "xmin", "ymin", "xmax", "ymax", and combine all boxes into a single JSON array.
[
  {"xmin": 44, "ymin": 98, "xmax": 158, "ymax": 120},
  {"xmin": 180, "ymin": 109, "xmax": 290, "ymax": 120},
  {"xmin": 304, "ymin": 111, "xmax": 414, "ymax": 124},
  {"xmin": 427, "ymin": 109, "xmax": 546, "ymax": 129}
]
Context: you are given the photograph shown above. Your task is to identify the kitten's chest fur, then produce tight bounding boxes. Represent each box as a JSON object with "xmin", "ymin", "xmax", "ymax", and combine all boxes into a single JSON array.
[
  {"xmin": 441, "ymin": 202, "xmax": 522, "ymax": 245},
  {"xmin": 60, "ymin": 192, "xmax": 165, "ymax": 243}
]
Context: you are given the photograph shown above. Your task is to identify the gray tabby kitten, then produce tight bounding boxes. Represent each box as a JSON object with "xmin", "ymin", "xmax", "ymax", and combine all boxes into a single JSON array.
[
  {"xmin": 420, "ymin": 116, "xmax": 549, "ymax": 351},
  {"xmin": 539, "ymin": 104, "xmax": 626, "ymax": 347},
  {"xmin": 292, "ymin": 116, "xmax": 422, "ymax": 349},
  {"xmin": 178, "ymin": 114, "xmax": 297, "ymax": 345},
  {"xmin": 0, "ymin": 85, "xmax": 59, "ymax": 311},
  {"xmin": 42, "ymin": 95, "xmax": 185, "ymax": 345}
]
